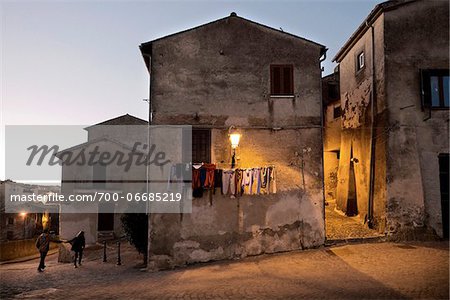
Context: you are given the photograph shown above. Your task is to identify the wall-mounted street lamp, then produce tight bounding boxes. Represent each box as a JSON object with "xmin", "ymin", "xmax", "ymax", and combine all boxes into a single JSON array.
[{"xmin": 228, "ymin": 127, "xmax": 241, "ymax": 168}]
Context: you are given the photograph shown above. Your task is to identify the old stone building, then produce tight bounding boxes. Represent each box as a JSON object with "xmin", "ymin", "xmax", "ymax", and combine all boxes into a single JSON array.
[
  {"xmin": 1, "ymin": 180, "xmax": 60, "ymax": 242},
  {"xmin": 58, "ymin": 114, "xmax": 148, "ymax": 244},
  {"xmin": 331, "ymin": 0, "xmax": 449, "ymax": 239},
  {"xmin": 322, "ymin": 71, "xmax": 341, "ymax": 203},
  {"xmin": 140, "ymin": 13, "xmax": 327, "ymax": 268}
]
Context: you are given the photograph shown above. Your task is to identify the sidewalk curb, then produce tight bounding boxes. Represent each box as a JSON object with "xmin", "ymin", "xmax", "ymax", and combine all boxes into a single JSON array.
[{"xmin": 0, "ymin": 248, "xmax": 59, "ymax": 265}]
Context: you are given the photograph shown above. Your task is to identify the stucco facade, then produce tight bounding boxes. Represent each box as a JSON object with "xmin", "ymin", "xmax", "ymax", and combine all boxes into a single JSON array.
[
  {"xmin": 322, "ymin": 73, "xmax": 341, "ymax": 201},
  {"xmin": 141, "ymin": 13, "xmax": 326, "ymax": 268},
  {"xmin": 333, "ymin": 0, "xmax": 449, "ymax": 238},
  {"xmin": 58, "ymin": 115, "xmax": 148, "ymax": 244}
]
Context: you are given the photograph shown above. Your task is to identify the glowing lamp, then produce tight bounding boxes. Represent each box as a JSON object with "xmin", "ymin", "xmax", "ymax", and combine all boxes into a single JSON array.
[
  {"xmin": 229, "ymin": 133, "xmax": 241, "ymax": 149},
  {"xmin": 19, "ymin": 212, "xmax": 27, "ymax": 218},
  {"xmin": 228, "ymin": 127, "xmax": 241, "ymax": 168}
]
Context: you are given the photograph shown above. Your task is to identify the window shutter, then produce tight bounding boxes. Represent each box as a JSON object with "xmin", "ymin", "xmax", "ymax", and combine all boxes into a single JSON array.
[
  {"xmin": 283, "ymin": 66, "xmax": 293, "ymax": 95},
  {"xmin": 192, "ymin": 129, "xmax": 211, "ymax": 163},
  {"xmin": 271, "ymin": 66, "xmax": 281, "ymax": 95},
  {"xmin": 420, "ymin": 69, "xmax": 431, "ymax": 110}
]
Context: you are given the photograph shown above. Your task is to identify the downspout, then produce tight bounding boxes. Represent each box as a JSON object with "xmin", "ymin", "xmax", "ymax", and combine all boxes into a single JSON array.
[
  {"xmin": 144, "ymin": 52, "xmax": 153, "ymax": 266},
  {"xmin": 319, "ymin": 48, "xmax": 327, "ymax": 240},
  {"xmin": 367, "ymin": 22, "xmax": 376, "ymax": 228}
]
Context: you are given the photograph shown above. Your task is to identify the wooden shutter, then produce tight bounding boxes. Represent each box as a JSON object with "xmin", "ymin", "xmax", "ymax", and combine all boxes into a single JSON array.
[
  {"xmin": 271, "ymin": 65, "xmax": 293, "ymax": 95},
  {"xmin": 271, "ymin": 66, "xmax": 281, "ymax": 95},
  {"xmin": 283, "ymin": 65, "xmax": 293, "ymax": 95},
  {"xmin": 192, "ymin": 129, "xmax": 211, "ymax": 163}
]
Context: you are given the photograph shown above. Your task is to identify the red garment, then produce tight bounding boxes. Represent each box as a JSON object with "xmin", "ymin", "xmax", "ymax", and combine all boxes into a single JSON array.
[
  {"xmin": 192, "ymin": 168, "xmax": 201, "ymax": 189},
  {"xmin": 203, "ymin": 164, "xmax": 216, "ymax": 188}
]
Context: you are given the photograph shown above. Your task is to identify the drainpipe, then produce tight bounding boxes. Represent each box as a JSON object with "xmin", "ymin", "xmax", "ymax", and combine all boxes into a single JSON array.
[
  {"xmin": 319, "ymin": 48, "xmax": 327, "ymax": 239},
  {"xmin": 143, "ymin": 52, "xmax": 153, "ymax": 266},
  {"xmin": 367, "ymin": 22, "xmax": 376, "ymax": 229}
]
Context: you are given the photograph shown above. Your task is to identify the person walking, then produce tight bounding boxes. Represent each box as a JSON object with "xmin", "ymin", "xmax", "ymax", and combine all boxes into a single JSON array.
[
  {"xmin": 35, "ymin": 229, "xmax": 56, "ymax": 272},
  {"xmin": 68, "ymin": 231, "xmax": 85, "ymax": 268}
]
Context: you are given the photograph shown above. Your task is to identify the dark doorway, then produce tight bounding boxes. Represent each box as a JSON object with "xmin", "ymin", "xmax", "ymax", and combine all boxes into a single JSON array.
[
  {"xmin": 98, "ymin": 202, "xmax": 114, "ymax": 231},
  {"xmin": 347, "ymin": 154, "xmax": 358, "ymax": 217},
  {"xmin": 438, "ymin": 153, "xmax": 449, "ymax": 239},
  {"xmin": 93, "ymin": 162, "xmax": 106, "ymax": 189}
]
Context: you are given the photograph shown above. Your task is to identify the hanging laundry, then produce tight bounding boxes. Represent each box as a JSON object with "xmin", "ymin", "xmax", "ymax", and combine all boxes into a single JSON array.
[
  {"xmin": 192, "ymin": 165, "xmax": 203, "ymax": 198},
  {"xmin": 214, "ymin": 169, "xmax": 223, "ymax": 195},
  {"xmin": 203, "ymin": 163, "xmax": 216, "ymax": 189},
  {"xmin": 191, "ymin": 164, "xmax": 276, "ymax": 199},
  {"xmin": 222, "ymin": 170, "xmax": 234, "ymax": 195},
  {"xmin": 253, "ymin": 167, "xmax": 261, "ymax": 195},
  {"xmin": 199, "ymin": 167, "xmax": 207, "ymax": 187},
  {"xmin": 229, "ymin": 171, "xmax": 236, "ymax": 197},
  {"xmin": 260, "ymin": 167, "xmax": 268, "ymax": 194},
  {"xmin": 241, "ymin": 168, "xmax": 252, "ymax": 195},
  {"xmin": 269, "ymin": 166, "xmax": 277, "ymax": 194},
  {"xmin": 235, "ymin": 169, "xmax": 243, "ymax": 196}
]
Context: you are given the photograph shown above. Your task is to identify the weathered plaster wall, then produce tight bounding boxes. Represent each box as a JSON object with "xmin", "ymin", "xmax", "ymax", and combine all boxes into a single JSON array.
[
  {"xmin": 147, "ymin": 15, "xmax": 324, "ymax": 268},
  {"xmin": 323, "ymin": 102, "xmax": 340, "ymax": 200},
  {"xmin": 384, "ymin": 0, "xmax": 449, "ymax": 238},
  {"xmin": 149, "ymin": 128, "xmax": 324, "ymax": 268},
  {"xmin": 322, "ymin": 73, "xmax": 341, "ymax": 201},
  {"xmin": 335, "ymin": 14, "xmax": 385, "ymax": 229},
  {"xmin": 324, "ymin": 103, "xmax": 341, "ymax": 151},
  {"xmin": 60, "ymin": 139, "xmax": 146, "ymax": 244},
  {"xmin": 150, "ymin": 15, "xmax": 323, "ymax": 128}
]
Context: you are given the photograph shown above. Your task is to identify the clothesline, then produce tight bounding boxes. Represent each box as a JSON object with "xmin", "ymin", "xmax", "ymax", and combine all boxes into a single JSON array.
[{"xmin": 191, "ymin": 164, "xmax": 277, "ymax": 198}]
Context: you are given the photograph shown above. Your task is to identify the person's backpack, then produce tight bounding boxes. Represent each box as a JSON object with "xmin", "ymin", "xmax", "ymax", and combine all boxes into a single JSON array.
[{"xmin": 37, "ymin": 233, "xmax": 50, "ymax": 252}]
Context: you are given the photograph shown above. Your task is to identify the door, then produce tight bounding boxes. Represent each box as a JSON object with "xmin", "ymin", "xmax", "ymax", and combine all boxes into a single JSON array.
[
  {"xmin": 346, "ymin": 158, "xmax": 358, "ymax": 217},
  {"xmin": 438, "ymin": 154, "xmax": 449, "ymax": 239},
  {"xmin": 97, "ymin": 202, "xmax": 114, "ymax": 231}
]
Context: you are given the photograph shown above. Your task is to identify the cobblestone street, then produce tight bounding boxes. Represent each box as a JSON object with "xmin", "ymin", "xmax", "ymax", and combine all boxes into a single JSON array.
[
  {"xmin": 325, "ymin": 200, "xmax": 383, "ymax": 240},
  {"xmin": 0, "ymin": 241, "xmax": 448, "ymax": 299}
]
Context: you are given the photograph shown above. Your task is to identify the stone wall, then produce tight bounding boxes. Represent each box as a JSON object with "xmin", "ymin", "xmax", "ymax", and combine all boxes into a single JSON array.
[
  {"xmin": 144, "ymin": 14, "xmax": 325, "ymax": 268},
  {"xmin": 384, "ymin": 0, "xmax": 449, "ymax": 238},
  {"xmin": 335, "ymin": 13, "xmax": 385, "ymax": 229},
  {"xmin": 149, "ymin": 128, "xmax": 324, "ymax": 268}
]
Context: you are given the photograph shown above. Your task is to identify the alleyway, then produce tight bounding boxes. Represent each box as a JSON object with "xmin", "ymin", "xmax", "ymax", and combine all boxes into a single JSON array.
[
  {"xmin": 0, "ymin": 241, "xmax": 448, "ymax": 299},
  {"xmin": 325, "ymin": 200, "xmax": 383, "ymax": 240}
]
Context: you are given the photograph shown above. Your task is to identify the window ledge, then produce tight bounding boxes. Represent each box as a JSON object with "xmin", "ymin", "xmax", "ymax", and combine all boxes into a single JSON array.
[{"xmin": 270, "ymin": 95, "xmax": 295, "ymax": 98}]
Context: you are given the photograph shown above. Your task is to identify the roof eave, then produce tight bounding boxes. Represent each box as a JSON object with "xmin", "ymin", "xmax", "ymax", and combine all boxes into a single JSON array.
[
  {"xmin": 333, "ymin": 5, "xmax": 384, "ymax": 63},
  {"xmin": 139, "ymin": 14, "xmax": 326, "ymax": 61},
  {"xmin": 139, "ymin": 42, "xmax": 152, "ymax": 71},
  {"xmin": 333, "ymin": 1, "xmax": 417, "ymax": 63}
]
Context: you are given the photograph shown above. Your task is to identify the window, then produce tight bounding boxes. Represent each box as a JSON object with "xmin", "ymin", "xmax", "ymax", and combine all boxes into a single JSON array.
[
  {"xmin": 270, "ymin": 65, "xmax": 294, "ymax": 96},
  {"xmin": 327, "ymin": 82, "xmax": 339, "ymax": 100},
  {"xmin": 93, "ymin": 162, "xmax": 106, "ymax": 189},
  {"xmin": 421, "ymin": 69, "xmax": 449, "ymax": 109},
  {"xmin": 192, "ymin": 129, "xmax": 211, "ymax": 163},
  {"xmin": 357, "ymin": 51, "xmax": 365, "ymax": 71},
  {"xmin": 7, "ymin": 217, "xmax": 14, "ymax": 225},
  {"xmin": 333, "ymin": 105, "xmax": 342, "ymax": 119}
]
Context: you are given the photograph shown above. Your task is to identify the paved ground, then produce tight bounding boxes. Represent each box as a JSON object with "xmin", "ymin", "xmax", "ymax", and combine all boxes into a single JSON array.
[
  {"xmin": 0, "ymin": 241, "xmax": 448, "ymax": 299},
  {"xmin": 325, "ymin": 200, "xmax": 382, "ymax": 240}
]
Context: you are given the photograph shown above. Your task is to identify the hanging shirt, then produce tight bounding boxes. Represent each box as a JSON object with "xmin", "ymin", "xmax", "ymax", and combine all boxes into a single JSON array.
[
  {"xmin": 192, "ymin": 168, "xmax": 203, "ymax": 198},
  {"xmin": 260, "ymin": 167, "xmax": 268, "ymax": 194},
  {"xmin": 253, "ymin": 167, "xmax": 261, "ymax": 195},
  {"xmin": 235, "ymin": 169, "xmax": 243, "ymax": 196},
  {"xmin": 214, "ymin": 169, "xmax": 223, "ymax": 194},
  {"xmin": 203, "ymin": 163, "xmax": 216, "ymax": 188},
  {"xmin": 242, "ymin": 168, "xmax": 252, "ymax": 194},
  {"xmin": 269, "ymin": 166, "xmax": 277, "ymax": 193}
]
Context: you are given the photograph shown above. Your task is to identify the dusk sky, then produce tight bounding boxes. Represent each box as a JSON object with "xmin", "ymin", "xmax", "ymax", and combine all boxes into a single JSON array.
[{"xmin": 1, "ymin": 0, "xmax": 380, "ymax": 180}]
